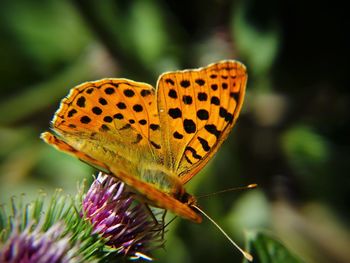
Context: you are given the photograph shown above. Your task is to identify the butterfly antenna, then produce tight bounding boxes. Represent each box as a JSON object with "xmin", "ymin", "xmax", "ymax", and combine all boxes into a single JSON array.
[
  {"xmin": 191, "ymin": 205, "xmax": 253, "ymax": 262},
  {"xmin": 197, "ymin": 184, "xmax": 257, "ymax": 199}
]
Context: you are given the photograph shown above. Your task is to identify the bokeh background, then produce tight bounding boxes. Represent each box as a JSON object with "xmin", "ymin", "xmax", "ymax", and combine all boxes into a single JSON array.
[{"xmin": 0, "ymin": 0, "xmax": 349, "ymax": 262}]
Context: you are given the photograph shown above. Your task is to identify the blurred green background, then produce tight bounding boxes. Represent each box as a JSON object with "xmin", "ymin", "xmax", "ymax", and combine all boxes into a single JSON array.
[{"xmin": 0, "ymin": 0, "xmax": 349, "ymax": 262}]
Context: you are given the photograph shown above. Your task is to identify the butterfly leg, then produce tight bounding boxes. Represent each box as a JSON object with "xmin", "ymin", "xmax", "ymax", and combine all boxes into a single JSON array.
[
  {"xmin": 143, "ymin": 203, "xmax": 159, "ymax": 224},
  {"xmin": 161, "ymin": 209, "xmax": 167, "ymax": 225},
  {"xmin": 160, "ymin": 210, "xmax": 167, "ymax": 239},
  {"xmin": 142, "ymin": 204, "xmax": 168, "ymax": 238}
]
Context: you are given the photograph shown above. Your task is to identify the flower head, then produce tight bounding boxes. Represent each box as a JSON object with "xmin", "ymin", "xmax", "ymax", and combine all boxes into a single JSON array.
[
  {"xmin": 0, "ymin": 221, "xmax": 78, "ymax": 263},
  {"xmin": 0, "ymin": 190, "xmax": 102, "ymax": 263},
  {"xmin": 82, "ymin": 173, "xmax": 163, "ymax": 260}
]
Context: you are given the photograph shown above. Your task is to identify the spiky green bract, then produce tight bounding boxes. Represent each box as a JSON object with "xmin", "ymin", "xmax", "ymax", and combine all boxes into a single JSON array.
[{"xmin": 0, "ymin": 187, "xmax": 112, "ymax": 262}]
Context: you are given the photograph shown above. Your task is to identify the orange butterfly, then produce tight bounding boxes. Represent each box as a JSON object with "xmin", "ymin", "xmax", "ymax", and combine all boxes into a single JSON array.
[{"xmin": 41, "ymin": 60, "xmax": 247, "ymax": 224}]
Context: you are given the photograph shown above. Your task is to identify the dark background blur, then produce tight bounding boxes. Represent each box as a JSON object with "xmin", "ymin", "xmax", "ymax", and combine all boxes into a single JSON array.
[{"xmin": 0, "ymin": 0, "xmax": 349, "ymax": 262}]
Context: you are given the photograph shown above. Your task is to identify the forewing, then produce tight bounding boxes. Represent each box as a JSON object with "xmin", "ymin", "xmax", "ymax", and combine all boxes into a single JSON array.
[
  {"xmin": 156, "ymin": 60, "xmax": 247, "ymax": 183},
  {"xmin": 44, "ymin": 79, "xmax": 163, "ymax": 177}
]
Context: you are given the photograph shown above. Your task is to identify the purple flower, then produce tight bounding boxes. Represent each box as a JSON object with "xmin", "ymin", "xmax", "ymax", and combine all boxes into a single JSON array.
[
  {"xmin": 0, "ymin": 221, "xmax": 78, "ymax": 263},
  {"xmin": 82, "ymin": 173, "xmax": 163, "ymax": 260}
]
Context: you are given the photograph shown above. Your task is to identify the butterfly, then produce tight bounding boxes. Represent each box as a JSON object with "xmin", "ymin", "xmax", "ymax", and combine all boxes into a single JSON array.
[{"xmin": 41, "ymin": 60, "xmax": 247, "ymax": 224}]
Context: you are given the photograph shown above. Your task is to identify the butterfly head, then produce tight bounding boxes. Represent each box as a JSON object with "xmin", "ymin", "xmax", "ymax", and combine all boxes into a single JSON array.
[{"xmin": 178, "ymin": 191, "xmax": 197, "ymax": 207}]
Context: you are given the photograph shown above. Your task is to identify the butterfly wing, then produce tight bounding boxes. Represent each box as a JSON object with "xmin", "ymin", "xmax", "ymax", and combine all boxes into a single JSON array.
[
  {"xmin": 41, "ymin": 131, "xmax": 111, "ymax": 173},
  {"xmin": 42, "ymin": 61, "xmax": 246, "ymax": 223},
  {"xmin": 42, "ymin": 137, "xmax": 201, "ymax": 223},
  {"xmin": 41, "ymin": 78, "xmax": 201, "ymax": 222},
  {"xmin": 156, "ymin": 60, "xmax": 247, "ymax": 183},
  {"xmin": 43, "ymin": 79, "xmax": 163, "ymax": 178}
]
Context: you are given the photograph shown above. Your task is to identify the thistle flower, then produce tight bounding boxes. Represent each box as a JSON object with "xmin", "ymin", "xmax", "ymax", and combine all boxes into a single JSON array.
[
  {"xmin": 82, "ymin": 173, "xmax": 163, "ymax": 260},
  {"xmin": 0, "ymin": 173, "xmax": 163, "ymax": 262},
  {"xmin": 0, "ymin": 221, "xmax": 78, "ymax": 263},
  {"xmin": 0, "ymin": 191, "xmax": 103, "ymax": 263}
]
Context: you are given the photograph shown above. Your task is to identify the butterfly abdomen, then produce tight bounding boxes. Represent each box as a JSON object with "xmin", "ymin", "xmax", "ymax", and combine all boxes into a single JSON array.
[{"xmin": 140, "ymin": 168, "xmax": 185, "ymax": 198}]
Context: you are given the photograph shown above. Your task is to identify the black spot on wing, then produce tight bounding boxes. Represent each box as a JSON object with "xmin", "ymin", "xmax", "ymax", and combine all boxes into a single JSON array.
[
  {"xmin": 230, "ymin": 92, "xmax": 239, "ymax": 101},
  {"xmin": 86, "ymin": 88, "xmax": 94, "ymax": 94},
  {"xmin": 182, "ymin": 95, "xmax": 193, "ymax": 105},
  {"xmin": 124, "ymin": 89, "xmax": 135, "ymax": 97},
  {"xmin": 80, "ymin": 116, "xmax": 91, "ymax": 124},
  {"xmin": 180, "ymin": 80, "xmax": 190, "ymax": 88},
  {"xmin": 132, "ymin": 134, "xmax": 143, "ymax": 144},
  {"xmin": 195, "ymin": 79, "xmax": 205, "ymax": 86},
  {"xmin": 151, "ymin": 141, "xmax": 161, "ymax": 149},
  {"xmin": 211, "ymin": 84, "xmax": 218, "ymax": 91},
  {"xmin": 150, "ymin": 124, "xmax": 160, "ymax": 130},
  {"xmin": 185, "ymin": 155, "xmax": 193, "ymax": 164},
  {"xmin": 99, "ymin": 98, "xmax": 107, "ymax": 105},
  {"xmin": 114, "ymin": 113, "xmax": 123, "ymax": 119},
  {"xmin": 68, "ymin": 109, "xmax": 77, "ymax": 117},
  {"xmin": 77, "ymin": 96, "xmax": 86, "ymax": 108},
  {"xmin": 219, "ymin": 107, "xmax": 234, "ymax": 122},
  {"xmin": 168, "ymin": 89, "xmax": 178, "ymax": 99},
  {"xmin": 198, "ymin": 137, "xmax": 211, "ymax": 152},
  {"xmin": 133, "ymin": 104, "xmax": 143, "ymax": 112},
  {"xmin": 183, "ymin": 119, "xmax": 196, "ymax": 134},
  {"xmin": 197, "ymin": 92, "xmax": 208, "ymax": 101},
  {"xmin": 104, "ymin": 87, "xmax": 115, "ymax": 94},
  {"xmin": 186, "ymin": 146, "xmax": 202, "ymax": 160},
  {"xmin": 100, "ymin": 124, "xmax": 110, "ymax": 131},
  {"xmin": 92, "ymin": 107, "xmax": 102, "ymax": 115},
  {"xmin": 168, "ymin": 108, "xmax": 182, "ymax": 119},
  {"xmin": 103, "ymin": 116, "xmax": 113, "ymax": 123},
  {"xmin": 139, "ymin": 119, "xmax": 147, "ymax": 125},
  {"xmin": 166, "ymin": 78, "xmax": 175, "ymax": 85},
  {"xmin": 219, "ymin": 107, "xmax": 228, "ymax": 118},
  {"xmin": 197, "ymin": 109, "xmax": 209, "ymax": 120},
  {"xmin": 204, "ymin": 124, "xmax": 221, "ymax": 139},
  {"xmin": 120, "ymin": 124, "xmax": 131, "ymax": 130},
  {"xmin": 225, "ymin": 113, "xmax": 233, "ymax": 123},
  {"xmin": 173, "ymin": 131, "xmax": 183, "ymax": 139},
  {"xmin": 117, "ymin": 102, "xmax": 126, "ymax": 109},
  {"xmin": 211, "ymin": 96, "xmax": 220, "ymax": 105},
  {"xmin": 141, "ymin": 89, "xmax": 151, "ymax": 97}
]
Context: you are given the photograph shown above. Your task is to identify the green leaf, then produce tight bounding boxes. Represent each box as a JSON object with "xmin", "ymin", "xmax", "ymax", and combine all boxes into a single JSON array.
[{"xmin": 245, "ymin": 231, "xmax": 305, "ymax": 263}]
